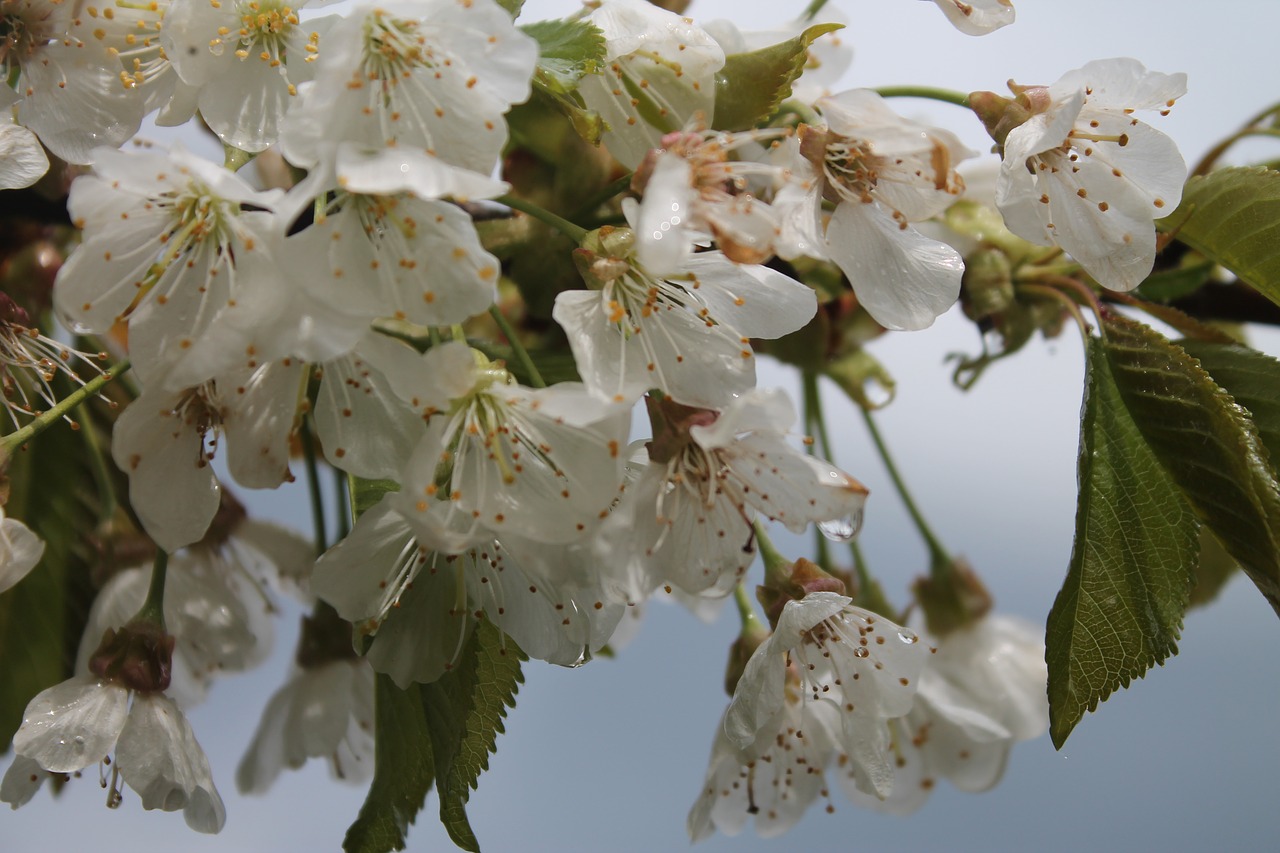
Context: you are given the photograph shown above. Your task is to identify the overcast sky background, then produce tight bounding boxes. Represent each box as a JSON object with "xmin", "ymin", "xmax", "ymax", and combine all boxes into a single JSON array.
[{"xmin": 5, "ymin": 1, "xmax": 1280, "ymax": 851}]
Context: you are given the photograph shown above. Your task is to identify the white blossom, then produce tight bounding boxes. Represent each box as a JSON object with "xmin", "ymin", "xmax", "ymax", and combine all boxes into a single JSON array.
[
  {"xmin": 0, "ymin": 508, "xmax": 44, "ymax": 594},
  {"xmin": 928, "ymin": 0, "xmax": 1015, "ymax": 36},
  {"xmin": 995, "ymin": 58, "xmax": 1187, "ymax": 291},
  {"xmin": 726, "ymin": 592, "xmax": 927, "ymax": 798}
]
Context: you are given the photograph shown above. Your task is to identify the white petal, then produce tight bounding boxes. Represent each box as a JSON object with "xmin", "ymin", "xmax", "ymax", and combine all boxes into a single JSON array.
[
  {"xmin": 931, "ymin": 0, "xmax": 1015, "ymax": 35},
  {"xmin": 12, "ymin": 678, "xmax": 129, "ymax": 773},
  {"xmin": 0, "ymin": 124, "xmax": 48, "ymax": 190},
  {"xmin": 825, "ymin": 201, "xmax": 963, "ymax": 330},
  {"xmin": 0, "ymin": 514, "xmax": 44, "ymax": 594}
]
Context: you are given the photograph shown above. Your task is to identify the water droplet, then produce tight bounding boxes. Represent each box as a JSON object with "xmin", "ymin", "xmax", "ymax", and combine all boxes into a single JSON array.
[
  {"xmin": 818, "ymin": 510, "xmax": 863, "ymax": 542},
  {"xmin": 853, "ymin": 646, "xmax": 870, "ymax": 658},
  {"xmin": 72, "ymin": 735, "xmax": 86, "ymax": 754},
  {"xmin": 897, "ymin": 631, "xmax": 918, "ymax": 644},
  {"xmin": 208, "ymin": 40, "xmax": 225, "ymax": 57}
]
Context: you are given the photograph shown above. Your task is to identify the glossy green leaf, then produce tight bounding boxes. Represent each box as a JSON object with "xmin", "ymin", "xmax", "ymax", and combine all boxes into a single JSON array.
[
  {"xmin": 1103, "ymin": 312, "xmax": 1280, "ymax": 616},
  {"xmin": 1046, "ymin": 336, "xmax": 1198, "ymax": 749},
  {"xmin": 712, "ymin": 23, "xmax": 842, "ymax": 131},
  {"xmin": 1134, "ymin": 256, "xmax": 1215, "ymax": 303},
  {"xmin": 1158, "ymin": 167, "xmax": 1280, "ymax": 304},
  {"xmin": 1180, "ymin": 340, "xmax": 1280, "ymax": 465},
  {"xmin": 523, "ymin": 19, "xmax": 606, "ymax": 95},
  {"xmin": 1189, "ymin": 527, "xmax": 1239, "ymax": 608},
  {"xmin": 343, "ymin": 675, "xmax": 436, "ymax": 853},
  {"xmin": 422, "ymin": 621, "xmax": 525, "ymax": 853}
]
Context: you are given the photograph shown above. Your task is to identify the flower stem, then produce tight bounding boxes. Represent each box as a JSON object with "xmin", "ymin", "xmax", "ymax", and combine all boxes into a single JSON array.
[
  {"xmin": 801, "ymin": 370, "xmax": 833, "ymax": 566},
  {"xmin": 489, "ymin": 305, "xmax": 546, "ymax": 388},
  {"xmin": 800, "ymin": 0, "xmax": 830, "ymax": 20},
  {"xmin": 134, "ymin": 549, "xmax": 169, "ymax": 628},
  {"xmin": 300, "ymin": 418, "xmax": 328, "ymax": 555},
  {"xmin": 875, "ymin": 86, "xmax": 972, "ymax": 109},
  {"xmin": 859, "ymin": 407, "xmax": 952, "ymax": 576},
  {"xmin": 733, "ymin": 582, "xmax": 763, "ymax": 631},
  {"xmin": 754, "ymin": 521, "xmax": 792, "ymax": 588},
  {"xmin": 0, "ymin": 359, "xmax": 131, "ymax": 455},
  {"xmin": 333, "ymin": 467, "xmax": 351, "ymax": 541},
  {"xmin": 496, "ymin": 194, "xmax": 588, "ymax": 243}
]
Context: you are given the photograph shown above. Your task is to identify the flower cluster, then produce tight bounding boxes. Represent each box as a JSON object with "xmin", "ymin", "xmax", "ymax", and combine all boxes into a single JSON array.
[{"xmin": 0, "ymin": 0, "xmax": 1192, "ymax": 843}]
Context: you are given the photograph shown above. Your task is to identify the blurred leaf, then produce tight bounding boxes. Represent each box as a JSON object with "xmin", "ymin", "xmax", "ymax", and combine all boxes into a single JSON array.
[
  {"xmin": 523, "ymin": 20, "xmax": 606, "ymax": 94},
  {"xmin": 343, "ymin": 675, "xmax": 436, "ymax": 853},
  {"xmin": 493, "ymin": 0, "xmax": 523, "ymax": 17},
  {"xmin": 1102, "ymin": 312, "xmax": 1280, "ymax": 617},
  {"xmin": 421, "ymin": 621, "xmax": 525, "ymax": 853},
  {"xmin": 348, "ymin": 478, "xmax": 399, "ymax": 519},
  {"xmin": 0, "ymin": 417, "xmax": 100, "ymax": 751},
  {"xmin": 1046, "ymin": 337, "xmax": 1198, "ymax": 749},
  {"xmin": 713, "ymin": 24, "xmax": 842, "ymax": 131},
  {"xmin": 1158, "ymin": 167, "xmax": 1280, "ymax": 304},
  {"xmin": 1134, "ymin": 256, "xmax": 1216, "ymax": 303}
]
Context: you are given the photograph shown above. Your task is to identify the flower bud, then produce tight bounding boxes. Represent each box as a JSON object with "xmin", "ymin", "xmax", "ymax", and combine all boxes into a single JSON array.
[
  {"xmin": 913, "ymin": 558, "xmax": 993, "ymax": 636},
  {"xmin": 961, "ymin": 247, "xmax": 1016, "ymax": 320},
  {"xmin": 87, "ymin": 621, "xmax": 177, "ymax": 693}
]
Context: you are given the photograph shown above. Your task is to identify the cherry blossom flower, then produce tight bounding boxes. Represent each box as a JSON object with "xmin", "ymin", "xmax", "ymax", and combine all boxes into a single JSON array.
[
  {"xmin": 0, "ymin": 507, "xmax": 44, "ymax": 594},
  {"xmin": 990, "ymin": 58, "xmax": 1187, "ymax": 291},
  {"xmin": 630, "ymin": 124, "xmax": 815, "ymax": 276},
  {"xmin": 838, "ymin": 614, "xmax": 1048, "ymax": 813},
  {"xmin": 53, "ymin": 144, "xmax": 295, "ymax": 389},
  {"xmin": 161, "ymin": 0, "xmax": 337, "ymax": 152},
  {"xmin": 599, "ymin": 391, "xmax": 868, "ymax": 598},
  {"xmin": 553, "ymin": 219, "xmax": 816, "ymax": 408},
  {"xmin": 278, "ymin": 0, "xmax": 538, "ymax": 188},
  {"xmin": 577, "ymin": 0, "xmax": 724, "ymax": 170},
  {"xmin": 796, "ymin": 89, "xmax": 974, "ymax": 330},
  {"xmin": 110, "ymin": 358, "xmax": 303, "ymax": 553},
  {"xmin": 725, "ymin": 592, "xmax": 927, "ymax": 798},
  {"xmin": 0, "ymin": 88, "xmax": 47, "ymax": 188},
  {"xmin": 688, "ymin": 697, "xmax": 840, "ymax": 841},
  {"xmin": 236, "ymin": 658, "xmax": 375, "ymax": 793},
  {"xmin": 929, "ymin": 0, "xmax": 1015, "ymax": 36}
]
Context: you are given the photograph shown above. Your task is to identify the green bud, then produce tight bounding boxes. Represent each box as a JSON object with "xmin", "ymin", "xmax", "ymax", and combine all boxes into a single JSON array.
[{"xmin": 961, "ymin": 248, "xmax": 1016, "ymax": 321}]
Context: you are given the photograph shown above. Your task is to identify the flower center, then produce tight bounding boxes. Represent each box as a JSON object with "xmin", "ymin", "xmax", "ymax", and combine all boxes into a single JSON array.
[
  {"xmin": 0, "ymin": 0, "xmax": 61, "ymax": 73},
  {"xmin": 822, "ymin": 137, "xmax": 878, "ymax": 205},
  {"xmin": 361, "ymin": 9, "xmax": 430, "ymax": 83}
]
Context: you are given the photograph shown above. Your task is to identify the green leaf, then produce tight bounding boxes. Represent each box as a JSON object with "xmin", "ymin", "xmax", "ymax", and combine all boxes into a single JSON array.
[
  {"xmin": 712, "ymin": 24, "xmax": 842, "ymax": 131},
  {"xmin": 1134, "ymin": 256, "xmax": 1216, "ymax": 303},
  {"xmin": 421, "ymin": 621, "xmax": 525, "ymax": 853},
  {"xmin": 1189, "ymin": 527, "xmax": 1239, "ymax": 608},
  {"xmin": 343, "ymin": 675, "xmax": 437, "ymax": 853},
  {"xmin": 1158, "ymin": 167, "xmax": 1280, "ymax": 304},
  {"xmin": 1045, "ymin": 337, "xmax": 1198, "ymax": 749},
  {"xmin": 1179, "ymin": 340, "xmax": 1280, "ymax": 465},
  {"xmin": 1102, "ymin": 312, "xmax": 1280, "ymax": 617},
  {"xmin": 523, "ymin": 19, "xmax": 606, "ymax": 95},
  {"xmin": 0, "ymin": 416, "xmax": 101, "ymax": 750}
]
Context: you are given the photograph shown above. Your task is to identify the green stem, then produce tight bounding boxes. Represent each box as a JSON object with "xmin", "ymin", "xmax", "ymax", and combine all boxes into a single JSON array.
[
  {"xmin": 0, "ymin": 359, "xmax": 131, "ymax": 454},
  {"xmin": 733, "ymin": 582, "xmax": 763, "ymax": 632},
  {"xmin": 859, "ymin": 407, "xmax": 952, "ymax": 576},
  {"xmin": 333, "ymin": 467, "xmax": 350, "ymax": 541},
  {"xmin": 753, "ymin": 521, "xmax": 792, "ymax": 588},
  {"xmin": 801, "ymin": 370, "xmax": 833, "ymax": 567},
  {"xmin": 489, "ymin": 305, "xmax": 545, "ymax": 388},
  {"xmin": 300, "ymin": 418, "xmax": 328, "ymax": 555},
  {"xmin": 1191, "ymin": 126, "xmax": 1280, "ymax": 177},
  {"xmin": 496, "ymin": 194, "xmax": 588, "ymax": 243},
  {"xmin": 875, "ymin": 86, "xmax": 972, "ymax": 109},
  {"xmin": 134, "ymin": 549, "xmax": 169, "ymax": 627},
  {"xmin": 77, "ymin": 404, "xmax": 118, "ymax": 522}
]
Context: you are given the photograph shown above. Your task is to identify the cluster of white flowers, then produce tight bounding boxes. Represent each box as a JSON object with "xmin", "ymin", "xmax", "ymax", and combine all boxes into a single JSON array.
[{"xmin": 0, "ymin": 0, "xmax": 1190, "ymax": 841}]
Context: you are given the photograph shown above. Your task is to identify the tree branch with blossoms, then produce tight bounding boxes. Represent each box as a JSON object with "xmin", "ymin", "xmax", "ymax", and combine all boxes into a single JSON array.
[{"xmin": 1, "ymin": 0, "xmax": 1279, "ymax": 849}]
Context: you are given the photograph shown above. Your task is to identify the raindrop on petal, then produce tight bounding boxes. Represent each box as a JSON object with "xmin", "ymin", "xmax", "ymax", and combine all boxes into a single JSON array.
[{"xmin": 818, "ymin": 509, "xmax": 863, "ymax": 542}]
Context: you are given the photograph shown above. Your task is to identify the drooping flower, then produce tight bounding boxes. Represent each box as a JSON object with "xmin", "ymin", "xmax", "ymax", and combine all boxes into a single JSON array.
[
  {"xmin": 553, "ymin": 218, "xmax": 817, "ymax": 408},
  {"xmin": 236, "ymin": 658, "xmax": 375, "ymax": 793},
  {"xmin": 3, "ymin": 620, "xmax": 225, "ymax": 833},
  {"xmin": 837, "ymin": 613, "xmax": 1048, "ymax": 813},
  {"xmin": 725, "ymin": 592, "xmax": 928, "ymax": 798},
  {"xmin": 983, "ymin": 58, "xmax": 1187, "ymax": 291},
  {"xmin": 795, "ymin": 89, "xmax": 974, "ymax": 330},
  {"xmin": 576, "ymin": 0, "xmax": 725, "ymax": 170}
]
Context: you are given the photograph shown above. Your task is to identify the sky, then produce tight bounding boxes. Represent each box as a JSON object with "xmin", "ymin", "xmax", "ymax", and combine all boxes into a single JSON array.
[{"xmin": 4, "ymin": 1, "xmax": 1280, "ymax": 851}]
